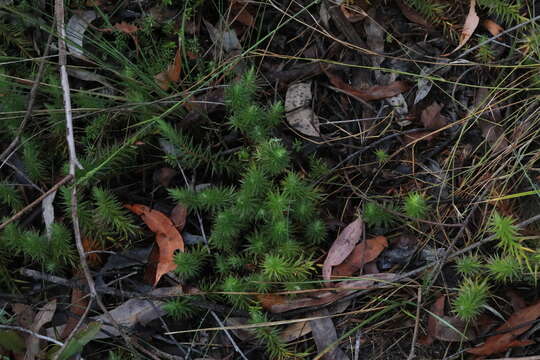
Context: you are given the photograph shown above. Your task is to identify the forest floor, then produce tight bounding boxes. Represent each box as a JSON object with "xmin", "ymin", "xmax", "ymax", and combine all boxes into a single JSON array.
[{"xmin": 1, "ymin": 0, "xmax": 540, "ymax": 359}]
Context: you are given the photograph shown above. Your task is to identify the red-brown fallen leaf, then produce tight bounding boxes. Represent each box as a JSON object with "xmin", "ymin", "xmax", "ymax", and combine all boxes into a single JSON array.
[
  {"xmin": 322, "ymin": 217, "xmax": 363, "ymax": 286},
  {"xmin": 507, "ymin": 290, "xmax": 527, "ymax": 311},
  {"xmin": 155, "ymin": 49, "xmax": 182, "ymax": 90},
  {"xmin": 230, "ymin": 0, "xmax": 255, "ymax": 27},
  {"xmin": 419, "ymin": 295, "xmax": 445, "ymax": 345},
  {"xmin": 419, "ymin": 295, "xmax": 473, "ymax": 344},
  {"xmin": 340, "ymin": 3, "xmax": 367, "ymax": 23},
  {"xmin": 258, "ymin": 273, "xmax": 397, "ymax": 313},
  {"xmin": 170, "ymin": 203, "xmax": 188, "ymax": 231},
  {"xmin": 114, "ymin": 21, "xmax": 138, "ymax": 34},
  {"xmin": 325, "ymin": 69, "xmax": 410, "ymax": 101},
  {"xmin": 468, "ymin": 299, "xmax": 540, "ymax": 356},
  {"xmin": 443, "ymin": 0, "xmax": 479, "ymax": 56},
  {"xmin": 482, "ymin": 19, "xmax": 503, "ymax": 36},
  {"xmin": 332, "ymin": 236, "xmax": 388, "ymax": 277},
  {"xmin": 61, "ymin": 273, "xmax": 88, "ymax": 340},
  {"xmin": 101, "ymin": 22, "xmax": 140, "ymax": 54},
  {"xmin": 395, "ymin": 0, "xmax": 431, "ymax": 28},
  {"xmin": 124, "ymin": 204, "xmax": 184, "ymax": 286},
  {"xmin": 421, "ymin": 102, "xmax": 447, "ymax": 130}
]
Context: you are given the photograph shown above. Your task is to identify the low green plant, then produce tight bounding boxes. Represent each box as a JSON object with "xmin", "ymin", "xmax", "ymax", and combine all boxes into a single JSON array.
[
  {"xmin": 374, "ymin": 148, "xmax": 390, "ymax": 163},
  {"xmin": 486, "ymin": 255, "xmax": 521, "ymax": 283},
  {"xmin": 165, "ymin": 72, "xmax": 325, "ymax": 337},
  {"xmin": 456, "ymin": 255, "xmax": 483, "ymax": 276},
  {"xmin": 453, "ymin": 277, "xmax": 490, "ymax": 321},
  {"xmin": 403, "ymin": 192, "xmax": 429, "ymax": 219},
  {"xmin": 363, "ymin": 202, "xmax": 397, "ymax": 229},
  {"xmin": 488, "ymin": 211, "xmax": 525, "ymax": 259}
]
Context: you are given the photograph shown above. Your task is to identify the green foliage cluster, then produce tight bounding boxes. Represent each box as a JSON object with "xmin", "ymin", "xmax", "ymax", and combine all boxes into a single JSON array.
[
  {"xmin": 165, "ymin": 71, "xmax": 324, "ymax": 306},
  {"xmin": 362, "ymin": 192, "xmax": 429, "ymax": 229},
  {"xmin": 452, "ymin": 212, "xmax": 537, "ymax": 321}
]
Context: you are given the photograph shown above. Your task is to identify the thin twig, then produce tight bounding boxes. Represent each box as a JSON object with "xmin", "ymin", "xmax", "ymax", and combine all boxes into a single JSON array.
[
  {"xmin": 210, "ymin": 311, "xmax": 249, "ymax": 360},
  {"xmin": 51, "ymin": 298, "xmax": 94, "ymax": 360},
  {"xmin": 54, "ymin": 0, "xmax": 135, "ymax": 352},
  {"xmin": 0, "ymin": 324, "xmax": 64, "ymax": 346},
  {"xmin": 407, "ymin": 287, "xmax": 422, "ymax": 360},
  {"xmin": 0, "ymin": 174, "xmax": 73, "ymax": 230}
]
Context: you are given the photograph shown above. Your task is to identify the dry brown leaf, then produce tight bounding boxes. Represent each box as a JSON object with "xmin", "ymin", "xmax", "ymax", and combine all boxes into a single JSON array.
[
  {"xmin": 325, "ymin": 70, "xmax": 410, "ymax": 101},
  {"xmin": 474, "ymin": 88, "xmax": 509, "ymax": 152},
  {"xmin": 309, "ymin": 309, "xmax": 349, "ymax": 360},
  {"xmin": 230, "ymin": 0, "xmax": 255, "ymax": 27},
  {"xmin": 170, "ymin": 203, "xmax": 188, "ymax": 231},
  {"xmin": 124, "ymin": 204, "xmax": 184, "ymax": 286},
  {"xmin": 419, "ymin": 295, "xmax": 445, "ymax": 345},
  {"xmin": 443, "ymin": 0, "xmax": 479, "ymax": 56},
  {"xmin": 482, "ymin": 19, "xmax": 503, "ymax": 36},
  {"xmin": 322, "ymin": 217, "xmax": 363, "ymax": 286},
  {"xmin": 332, "ymin": 236, "xmax": 388, "ymax": 277},
  {"xmin": 155, "ymin": 49, "xmax": 182, "ymax": 90},
  {"xmin": 25, "ymin": 299, "xmax": 57, "ymax": 360},
  {"xmin": 419, "ymin": 296, "xmax": 472, "ymax": 344},
  {"xmin": 61, "ymin": 271, "xmax": 88, "ymax": 340},
  {"xmin": 340, "ymin": 3, "xmax": 367, "ymax": 23},
  {"xmin": 395, "ymin": 0, "xmax": 430, "ymax": 28},
  {"xmin": 421, "ymin": 102, "xmax": 448, "ymax": 130},
  {"xmin": 468, "ymin": 299, "xmax": 540, "ymax": 356},
  {"xmin": 258, "ymin": 273, "xmax": 397, "ymax": 313},
  {"xmin": 155, "ymin": 167, "xmax": 177, "ymax": 187},
  {"xmin": 279, "ymin": 321, "xmax": 312, "ymax": 343}
]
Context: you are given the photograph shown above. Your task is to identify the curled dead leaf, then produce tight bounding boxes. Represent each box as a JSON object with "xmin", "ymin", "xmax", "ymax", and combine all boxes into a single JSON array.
[
  {"xmin": 482, "ymin": 19, "xmax": 503, "ymax": 36},
  {"xmin": 322, "ymin": 217, "xmax": 363, "ymax": 286},
  {"xmin": 468, "ymin": 299, "xmax": 540, "ymax": 356},
  {"xmin": 124, "ymin": 204, "xmax": 184, "ymax": 286},
  {"xmin": 155, "ymin": 49, "xmax": 182, "ymax": 90},
  {"xmin": 325, "ymin": 69, "xmax": 410, "ymax": 101},
  {"xmin": 442, "ymin": 0, "xmax": 479, "ymax": 56},
  {"xmin": 332, "ymin": 236, "xmax": 388, "ymax": 277}
]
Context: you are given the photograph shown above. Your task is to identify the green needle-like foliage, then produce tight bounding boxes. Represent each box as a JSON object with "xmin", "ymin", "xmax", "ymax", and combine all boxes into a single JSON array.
[
  {"xmin": 456, "ymin": 255, "xmax": 483, "ymax": 276},
  {"xmin": 174, "ymin": 246, "xmax": 208, "ymax": 280},
  {"xmin": 363, "ymin": 202, "xmax": 397, "ymax": 228},
  {"xmin": 0, "ymin": 181, "xmax": 23, "ymax": 212},
  {"xmin": 488, "ymin": 211, "xmax": 523, "ymax": 259},
  {"xmin": 92, "ymin": 187, "xmax": 140, "ymax": 239},
  {"xmin": 453, "ymin": 278, "xmax": 490, "ymax": 321},
  {"xmin": 487, "ymin": 255, "xmax": 521, "ymax": 283},
  {"xmin": 403, "ymin": 192, "xmax": 429, "ymax": 219},
  {"xmin": 249, "ymin": 307, "xmax": 296, "ymax": 360},
  {"xmin": 163, "ymin": 298, "xmax": 195, "ymax": 320}
]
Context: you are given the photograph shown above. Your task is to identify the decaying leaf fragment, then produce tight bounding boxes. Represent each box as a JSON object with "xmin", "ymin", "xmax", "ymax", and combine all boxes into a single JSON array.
[
  {"xmin": 155, "ymin": 49, "xmax": 182, "ymax": 90},
  {"xmin": 443, "ymin": 0, "xmax": 479, "ymax": 56},
  {"xmin": 124, "ymin": 204, "xmax": 184, "ymax": 286},
  {"xmin": 468, "ymin": 299, "xmax": 540, "ymax": 356},
  {"xmin": 66, "ymin": 10, "xmax": 97, "ymax": 58},
  {"xmin": 285, "ymin": 81, "xmax": 320, "ymax": 137},
  {"xmin": 322, "ymin": 216, "xmax": 363, "ymax": 285},
  {"xmin": 332, "ymin": 236, "xmax": 388, "ymax": 277}
]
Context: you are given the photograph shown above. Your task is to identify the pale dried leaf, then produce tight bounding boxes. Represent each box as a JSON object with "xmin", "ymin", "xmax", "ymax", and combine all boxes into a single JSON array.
[
  {"xmin": 322, "ymin": 217, "xmax": 363, "ymax": 285},
  {"xmin": 443, "ymin": 0, "xmax": 479, "ymax": 56},
  {"xmin": 25, "ymin": 299, "xmax": 57, "ymax": 360},
  {"xmin": 66, "ymin": 11, "xmax": 97, "ymax": 58},
  {"xmin": 285, "ymin": 81, "xmax": 320, "ymax": 137},
  {"xmin": 309, "ymin": 309, "xmax": 349, "ymax": 360},
  {"xmin": 42, "ymin": 190, "xmax": 56, "ymax": 239}
]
